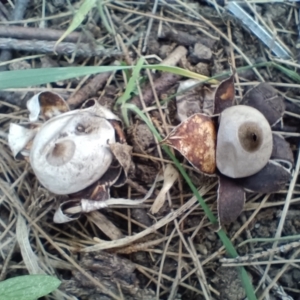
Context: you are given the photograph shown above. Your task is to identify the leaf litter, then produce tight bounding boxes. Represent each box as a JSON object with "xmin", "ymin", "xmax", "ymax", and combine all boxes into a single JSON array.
[{"xmin": 1, "ymin": 1, "xmax": 300, "ymax": 300}]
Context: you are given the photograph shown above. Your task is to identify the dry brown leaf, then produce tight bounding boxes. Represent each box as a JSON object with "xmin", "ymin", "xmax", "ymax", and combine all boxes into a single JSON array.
[{"xmin": 162, "ymin": 114, "xmax": 216, "ymax": 175}]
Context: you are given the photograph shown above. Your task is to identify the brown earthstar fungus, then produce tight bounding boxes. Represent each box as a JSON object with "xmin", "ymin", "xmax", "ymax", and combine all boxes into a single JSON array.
[
  {"xmin": 163, "ymin": 75, "xmax": 294, "ymax": 227},
  {"xmin": 216, "ymin": 105, "xmax": 273, "ymax": 178},
  {"xmin": 8, "ymin": 91, "xmax": 135, "ymax": 223}
]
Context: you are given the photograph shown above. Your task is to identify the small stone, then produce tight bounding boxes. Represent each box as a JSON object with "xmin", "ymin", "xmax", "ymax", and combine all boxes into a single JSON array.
[
  {"xmin": 194, "ymin": 62, "xmax": 210, "ymax": 77},
  {"xmin": 176, "ymin": 79, "xmax": 203, "ymax": 121},
  {"xmin": 159, "ymin": 45, "xmax": 172, "ymax": 59},
  {"xmin": 40, "ymin": 57, "xmax": 59, "ymax": 68},
  {"xmin": 217, "ymin": 267, "xmax": 247, "ymax": 300},
  {"xmin": 191, "ymin": 43, "xmax": 212, "ymax": 62},
  {"xmin": 195, "ymin": 243, "xmax": 208, "ymax": 255},
  {"xmin": 206, "ymin": 232, "xmax": 217, "ymax": 242},
  {"xmin": 128, "ymin": 123, "xmax": 155, "ymax": 153},
  {"xmin": 279, "ymin": 272, "xmax": 293, "ymax": 287},
  {"xmin": 9, "ymin": 61, "xmax": 31, "ymax": 70},
  {"xmin": 292, "ymin": 269, "xmax": 300, "ymax": 283}
]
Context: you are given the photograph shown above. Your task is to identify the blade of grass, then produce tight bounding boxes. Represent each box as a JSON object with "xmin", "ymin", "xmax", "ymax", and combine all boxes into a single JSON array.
[
  {"xmin": 0, "ymin": 66, "xmax": 133, "ymax": 90},
  {"xmin": 55, "ymin": 0, "xmax": 97, "ymax": 46},
  {"xmin": 0, "ymin": 60, "xmax": 295, "ymax": 91},
  {"xmin": 115, "ymin": 57, "xmax": 145, "ymax": 125},
  {"xmin": 120, "ymin": 61, "xmax": 131, "ymax": 82},
  {"xmin": 97, "ymin": 0, "xmax": 113, "ymax": 34},
  {"xmin": 116, "ymin": 57, "xmax": 145, "ymax": 106},
  {"xmin": 124, "ymin": 102, "xmax": 257, "ymax": 300},
  {"xmin": 0, "ymin": 64, "xmax": 214, "ymax": 90},
  {"xmin": 145, "ymin": 65, "xmax": 219, "ymax": 84},
  {"xmin": 273, "ymin": 63, "xmax": 300, "ymax": 83}
]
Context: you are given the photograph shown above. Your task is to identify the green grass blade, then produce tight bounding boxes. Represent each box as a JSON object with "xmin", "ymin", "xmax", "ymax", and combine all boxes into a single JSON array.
[
  {"xmin": 0, "ymin": 60, "xmax": 290, "ymax": 91},
  {"xmin": 0, "ymin": 64, "xmax": 215, "ymax": 90},
  {"xmin": 116, "ymin": 57, "xmax": 145, "ymax": 106},
  {"xmin": 97, "ymin": 1, "xmax": 113, "ymax": 34},
  {"xmin": 272, "ymin": 62, "xmax": 300, "ymax": 83},
  {"xmin": 0, "ymin": 66, "xmax": 133, "ymax": 90},
  {"xmin": 55, "ymin": 0, "xmax": 97, "ymax": 46},
  {"xmin": 115, "ymin": 57, "xmax": 145, "ymax": 126},
  {"xmin": 145, "ymin": 65, "xmax": 219, "ymax": 84},
  {"xmin": 0, "ymin": 275, "xmax": 61, "ymax": 300}
]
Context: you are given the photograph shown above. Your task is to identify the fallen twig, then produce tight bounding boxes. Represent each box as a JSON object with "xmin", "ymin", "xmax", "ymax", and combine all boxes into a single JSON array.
[
  {"xmin": 67, "ymin": 71, "xmax": 113, "ymax": 107},
  {"xmin": 159, "ymin": 29, "xmax": 218, "ymax": 48},
  {"xmin": 0, "ymin": 38, "xmax": 123, "ymax": 58},
  {"xmin": 220, "ymin": 240, "xmax": 300, "ymax": 264},
  {"xmin": 0, "ymin": 25, "xmax": 90, "ymax": 43}
]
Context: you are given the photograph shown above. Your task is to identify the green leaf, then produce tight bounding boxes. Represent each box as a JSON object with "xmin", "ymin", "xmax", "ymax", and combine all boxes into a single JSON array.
[
  {"xmin": 55, "ymin": 0, "xmax": 97, "ymax": 46},
  {"xmin": 0, "ymin": 275, "xmax": 61, "ymax": 300}
]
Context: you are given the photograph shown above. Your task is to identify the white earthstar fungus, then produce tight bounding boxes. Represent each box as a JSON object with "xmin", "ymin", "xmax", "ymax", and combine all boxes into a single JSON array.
[
  {"xmin": 8, "ymin": 123, "xmax": 40, "ymax": 158},
  {"xmin": 29, "ymin": 110, "xmax": 116, "ymax": 195},
  {"xmin": 8, "ymin": 94, "xmax": 121, "ymax": 195}
]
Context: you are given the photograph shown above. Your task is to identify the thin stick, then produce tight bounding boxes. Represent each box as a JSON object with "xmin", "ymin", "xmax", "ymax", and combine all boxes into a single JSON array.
[
  {"xmin": 0, "ymin": 25, "xmax": 90, "ymax": 42},
  {"xmin": 67, "ymin": 71, "xmax": 113, "ymax": 107},
  {"xmin": 0, "ymin": 38, "xmax": 123, "ymax": 57},
  {"xmin": 221, "ymin": 240, "xmax": 300, "ymax": 264},
  {"xmin": 223, "ymin": 259, "xmax": 300, "ymax": 267}
]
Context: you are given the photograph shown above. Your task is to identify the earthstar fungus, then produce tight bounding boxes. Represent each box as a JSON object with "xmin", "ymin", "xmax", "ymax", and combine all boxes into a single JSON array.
[
  {"xmin": 216, "ymin": 105, "xmax": 273, "ymax": 178},
  {"xmin": 8, "ymin": 92, "xmax": 133, "ymax": 223},
  {"xmin": 163, "ymin": 75, "xmax": 293, "ymax": 226}
]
